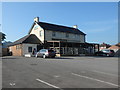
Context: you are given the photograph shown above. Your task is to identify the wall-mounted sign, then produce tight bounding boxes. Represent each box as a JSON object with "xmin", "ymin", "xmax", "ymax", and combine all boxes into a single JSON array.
[{"xmin": 34, "ymin": 24, "xmax": 39, "ymax": 30}]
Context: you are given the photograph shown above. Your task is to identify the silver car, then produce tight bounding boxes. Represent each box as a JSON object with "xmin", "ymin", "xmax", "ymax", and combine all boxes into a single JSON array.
[{"xmin": 35, "ymin": 49, "xmax": 56, "ymax": 58}]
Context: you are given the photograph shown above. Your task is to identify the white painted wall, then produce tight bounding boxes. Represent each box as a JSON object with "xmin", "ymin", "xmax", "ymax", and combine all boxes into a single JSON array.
[
  {"xmin": 30, "ymin": 23, "xmax": 44, "ymax": 43},
  {"xmin": 80, "ymin": 35, "xmax": 85, "ymax": 43},
  {"xmin": 22, "ymin": 44, "xmax": 37, "ymax": 56},
  {"xmin": 29, "ymin": 23, "xmax": 85, "ymax": 43},
  {"xmin": 45, "ymin": 30, "xmax": 85, "ymax": 43}
]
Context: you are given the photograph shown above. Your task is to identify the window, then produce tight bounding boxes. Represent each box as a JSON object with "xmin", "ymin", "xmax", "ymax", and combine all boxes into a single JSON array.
[
  {"xmin": 52, "ymin": 32, "xmax": 56, "ymax": 37},
  {"xmin": 28, "ymin": 47, "xmax": 32, "ymax": 52},
  {"xmin": 16, "ymin": 45, "xmax": 21, "ymax": 50},
  {"xmin": 74, "ymin": 34, "xmax": 78, "ymax": 38},
  {"xmin": 66, "ymin": 33, "xmax": 69, "ymax": 38},
  {"xmin": 40, "ymin": 31, "xmax": 42, "ymax": 37}
]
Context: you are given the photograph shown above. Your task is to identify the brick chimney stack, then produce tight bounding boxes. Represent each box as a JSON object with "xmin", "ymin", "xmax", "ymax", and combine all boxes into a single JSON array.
[
  {"xmin": 34, "ymin": 17, "xmax": 39, "ymax": 23},
  {"xmin": 73, "ymin": 25, "xmax": 78, "ymax": 29}
]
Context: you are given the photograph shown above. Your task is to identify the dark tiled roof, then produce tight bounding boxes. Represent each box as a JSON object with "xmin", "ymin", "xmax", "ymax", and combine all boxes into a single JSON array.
[
  {"xmin": 116, "ymin": 43, "xmax": 120, "ymax": 47},
  {"xmin": 38, "ymin": 22, "xmax": 86, "ymax": 35},
  {"xmin": 28, "ymin": 22, "xmax": 86, "ymax": 35},
  {"xmin": 9, "ymin": 34, "xmax": 42, "ymax": 46}
]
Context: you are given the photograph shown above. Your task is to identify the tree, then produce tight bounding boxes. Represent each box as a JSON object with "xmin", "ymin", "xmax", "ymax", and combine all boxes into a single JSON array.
[{"xmin": 0, "ymin": 32, "xmax": 6, "ymax": 43}]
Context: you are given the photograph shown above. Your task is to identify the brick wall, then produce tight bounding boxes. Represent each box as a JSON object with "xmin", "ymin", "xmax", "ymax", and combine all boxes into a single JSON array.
[{"xmin": 9, "ymin": 44, "xmax": 22, "ymax": 56}]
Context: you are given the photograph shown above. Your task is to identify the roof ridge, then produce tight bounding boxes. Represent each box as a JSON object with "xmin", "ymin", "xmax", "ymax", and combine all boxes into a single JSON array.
[
  {"xmin": 9, "ymin": 34, "xmax": 37, "ymax": 46},
  {"xmin": 39, "ymin": 21, "xmax": 79, "ymax": 30},
  {"xmin": 38, "ymin": 21, "xmax": 86, "ymax": 35}
]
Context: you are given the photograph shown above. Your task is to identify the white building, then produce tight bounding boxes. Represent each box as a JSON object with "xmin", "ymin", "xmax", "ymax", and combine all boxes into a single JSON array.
[{"xmin": 9, "ymin": 17, "xmax": 99, "ymax": 56}]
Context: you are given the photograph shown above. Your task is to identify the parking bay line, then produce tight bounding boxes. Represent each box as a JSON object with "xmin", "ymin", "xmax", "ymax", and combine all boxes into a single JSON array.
[
  {"xmin": 71, "ymin": 73, "xmax": 119, "ymax": 87},
  {"xmin": 36, "ymin": 78, "xmax": 63, "ymax": 90},
  {"xmin": 92, "ymin": 70, "xmax": 118, "ymax": 77}
]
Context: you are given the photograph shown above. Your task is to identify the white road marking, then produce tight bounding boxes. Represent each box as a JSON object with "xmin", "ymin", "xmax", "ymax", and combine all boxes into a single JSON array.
[
  {"xmin": 9, "ymin": 82, "xmax": 16, "ymax": 86},
  {"xmin": 36, "ymin": 78, "xmax": 63, "ymax": 90},
  {"xmin": 93, "ymin": 70, "xmax": 118, "ymax": 77},
  {"xmin": 54, "ymin": 75, "xmax": 60, "ymax": 78},
  {"xmin": 71, "ymin": 73, "xmax": 119, "ymax": 87}
]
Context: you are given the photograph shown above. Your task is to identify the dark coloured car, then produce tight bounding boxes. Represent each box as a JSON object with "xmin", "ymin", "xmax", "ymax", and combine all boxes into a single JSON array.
[
  {"xmin": 95, "ymin": 49, "xmax": 115, "ymax": 57},
  {"xmin": 35, "ymin": 49, "xmax": 56, "ymax": 58}
]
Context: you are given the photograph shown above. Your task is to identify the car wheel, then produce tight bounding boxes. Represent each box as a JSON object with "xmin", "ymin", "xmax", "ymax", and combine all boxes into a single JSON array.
[{"xmin": 43, "ymin": 55, "xmax": 46, "ymax": 59}]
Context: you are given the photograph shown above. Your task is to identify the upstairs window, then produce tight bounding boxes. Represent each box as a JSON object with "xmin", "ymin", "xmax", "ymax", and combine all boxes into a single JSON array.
[
  {"xmin": 52, "ymin": 32, "xmax": 56, "ymax": 37},
  {"xmin": 66, "ymin": 33, "xmax": 69, "ymax": 38},
  {"xmin": 74, "ymin": 34, "xmax": 78, "ymax": 38},
  {"xmin": 40, "ymin": 31, "xmax": 42, "ymax": 37}
]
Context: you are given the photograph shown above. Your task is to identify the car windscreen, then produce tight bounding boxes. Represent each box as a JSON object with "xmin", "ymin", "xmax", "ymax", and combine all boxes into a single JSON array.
[
  {"xmin": 40, "ymin": 49, "xmax": 47, "ymax": 52},
  {"xmin": 110, "ymin": 50, "xmax": 114, "ymax": 52}
]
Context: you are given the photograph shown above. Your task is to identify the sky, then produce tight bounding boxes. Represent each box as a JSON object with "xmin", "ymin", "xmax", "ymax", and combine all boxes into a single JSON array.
[{"xmin": 2, "ymin": 2, "xmax": 118, "ymax": 45}]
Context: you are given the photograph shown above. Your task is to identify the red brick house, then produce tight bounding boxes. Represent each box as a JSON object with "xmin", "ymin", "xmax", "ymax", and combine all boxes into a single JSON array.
[
  {"xmin": 108, "ymin": 43, "xmax": 120, "ymax": 57},
  {"xmin": 99, "ymin": 42, "xmax": 111, "ymax": 51}
]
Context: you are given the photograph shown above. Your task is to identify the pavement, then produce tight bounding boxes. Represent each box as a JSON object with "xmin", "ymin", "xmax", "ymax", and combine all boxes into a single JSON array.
[{"xmin": 2, "ymin": 56, "xmax": 119, "ymax": 89}]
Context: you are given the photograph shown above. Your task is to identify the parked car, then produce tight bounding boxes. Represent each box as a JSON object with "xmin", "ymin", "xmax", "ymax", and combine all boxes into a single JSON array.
[
  {"xmin": 95, "ymin": 49, "xmax": 115, "ymax": 57},
  {"xmin": 35, "ymin": 49, "xmax": 56, "ymax": 58}
]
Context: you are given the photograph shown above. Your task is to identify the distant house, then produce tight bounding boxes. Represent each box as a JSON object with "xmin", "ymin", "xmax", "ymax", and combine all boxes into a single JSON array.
[
  {"xmin": 116, "ymin": 43, "xmax": 120, "ymax": 47},
  {"xmin": 9, "ymin": 17, "xmax": 99, "ymax": 56},
  {"xmin": 99, "ymin": 42, "xmax": 111, "ymax": 51},
  {"xmin": 108, "ymin": 43, "xmax": 120, "ymax": 57}
]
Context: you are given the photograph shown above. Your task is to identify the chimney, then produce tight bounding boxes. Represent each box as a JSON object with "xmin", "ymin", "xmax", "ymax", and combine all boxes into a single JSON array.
[
  {"xmin": 34, "ymin": 17, "xmax": 39, "ymax": 23},
  {"xmin": 73, "ymin": 25, "xmax": 78, "ymax": 29}
]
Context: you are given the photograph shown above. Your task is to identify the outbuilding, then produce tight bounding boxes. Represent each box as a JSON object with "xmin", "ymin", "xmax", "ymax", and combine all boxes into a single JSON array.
[{"xmin": 9, "ymin": 34, "xmax": 42, "ymax": 56}]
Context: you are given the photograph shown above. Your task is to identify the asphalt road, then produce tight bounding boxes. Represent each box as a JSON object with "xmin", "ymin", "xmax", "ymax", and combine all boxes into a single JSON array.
[{"xmin": 2, "ymin": 56, "xmax": 118, "ymax": 89}]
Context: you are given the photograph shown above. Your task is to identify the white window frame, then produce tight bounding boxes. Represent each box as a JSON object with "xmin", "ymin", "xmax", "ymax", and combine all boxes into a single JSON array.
[
  {"xmin": 40, "ymin": 31, "xmax": 42, "ymax": 37},
  {"xmin": 52, "ymin": 32, "xmax": 56, "ymax": 37},
  {"xmin": 66, "ymin": 33, "xmax": 69, "ymax": 38}
]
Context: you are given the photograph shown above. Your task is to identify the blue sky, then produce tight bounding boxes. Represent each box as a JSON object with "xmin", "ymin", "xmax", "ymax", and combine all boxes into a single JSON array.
[{"xmin": 2, "ymin": 2, "xmax": 118, "ymax": 45}]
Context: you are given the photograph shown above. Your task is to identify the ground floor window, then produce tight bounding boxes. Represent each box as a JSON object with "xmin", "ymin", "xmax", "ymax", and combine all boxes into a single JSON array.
[
  {"xmin": 28, "ymin": 47, "xmax": 32, "ymax": 52},
  {"xmin": 16, "ymin": 45, "xmax": 21, "ymax": 50}
]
